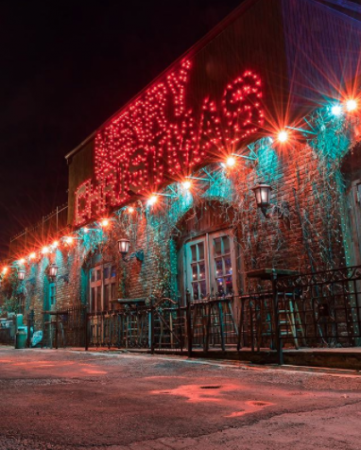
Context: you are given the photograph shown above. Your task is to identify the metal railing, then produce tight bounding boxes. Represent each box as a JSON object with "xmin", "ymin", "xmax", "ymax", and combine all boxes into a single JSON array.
[
  {"xmin": 42, "ymin": 306, "xmax": 87, "ymax": 348},
  {"xmin": 2, "ymin": 265, "xmax": 360, "ymax": 366},
  {"xmin": 275, "ymin": 265, "xmax": 361, "ymax": 350}
]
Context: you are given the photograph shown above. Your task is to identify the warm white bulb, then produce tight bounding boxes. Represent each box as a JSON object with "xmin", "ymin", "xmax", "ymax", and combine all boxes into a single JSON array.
[
  {"xmin": 147, "ymin": 195, "xmax": 158, "ymax": 206},
  {"xmin": 277, "ymin": 131, "xmax": 288, "ymax": 143},
  {"xmin": 226, "ymin": 157, "xmax": 236, "ymax": 167},
  {"xmin": 346, "ymin": 99, "xmax": 357, "ymax": 112},
  {"xmin": 182, "ymin": 180, "xmax": 192, "ymax": 190}
]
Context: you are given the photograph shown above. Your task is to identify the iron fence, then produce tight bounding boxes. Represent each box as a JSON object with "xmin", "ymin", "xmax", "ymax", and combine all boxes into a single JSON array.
[
  {"xmin": 85, "ymin": 295, "xmax": 239, "ymax": 353},
  {"xmin": 3, "ymin": 264, "xmax": 360, "ymax": 366},
  {"xmin": 43, "ymin": 306, "xmax": 87, "ymax": 348},
  {"xmin": 275, "ymin": 265, "xmax": 361, "ymax": 350},
  {"xmin": 86, "ymin": 299, "xmax": 186, "ymax": 351}
]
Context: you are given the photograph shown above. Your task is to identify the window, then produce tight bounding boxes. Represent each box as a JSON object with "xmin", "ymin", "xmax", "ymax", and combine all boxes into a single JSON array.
[
  {"xmin": 49, "ymin": 283, "xmax": 56, "ymax": 307},
  {"xmin": 184, "ymin": 230, "xmax": 238, "ymax": 302},
  {"xmin": 89, "ymin": 263, "xmax": 117, "ymax": 312}
]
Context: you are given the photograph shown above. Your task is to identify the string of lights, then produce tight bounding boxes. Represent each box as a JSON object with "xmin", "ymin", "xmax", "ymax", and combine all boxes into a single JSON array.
[{"xmin": 1, "ymin": 72, "xmax": 359, "ymax": 279}]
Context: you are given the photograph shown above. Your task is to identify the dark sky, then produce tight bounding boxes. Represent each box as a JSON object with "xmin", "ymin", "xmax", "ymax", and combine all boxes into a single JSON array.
[{"xmin": 0, "ymin": 0, "xmax": 242, "ymax": 257}]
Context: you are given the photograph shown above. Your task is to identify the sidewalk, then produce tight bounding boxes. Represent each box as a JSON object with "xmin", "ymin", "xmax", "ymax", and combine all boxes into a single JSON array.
[{"xmin": 77, "ymin": 346, "xmax": 361, "ymax": 370}]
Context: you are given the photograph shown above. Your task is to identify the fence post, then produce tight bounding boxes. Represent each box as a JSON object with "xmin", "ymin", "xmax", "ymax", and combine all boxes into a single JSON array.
[
  {"xmin": 186, "ymin": 290, "xmax": 192, "ymax": 357},
  {"xmin": 27, "ymin": 309, "xmax": 34, "ymax": 348},
  {"xmin": 272, "ymin": 275, "xmax": 283, "ymax": 365},
  {"xmin": 150, "ymin": 298, "xmax": 155, "ymax": 354},
  {"xmin": 178, "ymin": 296, "xmax": 184, "ymax": 351},
  {"xmin": 55, "ymin": 315, "xmax": 59, "ymax": 350},
  {"xmin": 84, "ymin": 307, "xmax": 89, "ymax": 351}
]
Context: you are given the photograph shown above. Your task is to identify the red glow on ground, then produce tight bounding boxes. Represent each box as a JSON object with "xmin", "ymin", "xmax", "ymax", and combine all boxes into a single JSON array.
[{"xmin": 152, "ymin": 383, "xmax": 274, "ymax": 418}]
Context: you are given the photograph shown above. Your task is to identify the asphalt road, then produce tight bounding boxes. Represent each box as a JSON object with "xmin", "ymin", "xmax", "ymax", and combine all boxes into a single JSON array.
[{"xmin": 0, "ymin": 347, "xmax": 360, "ymax": 450}]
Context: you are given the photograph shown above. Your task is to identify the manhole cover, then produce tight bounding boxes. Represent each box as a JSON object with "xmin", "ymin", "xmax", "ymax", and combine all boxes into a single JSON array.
[{"xmin": 201, "ymin": 385, "xmax": 221, "ymax": 389}]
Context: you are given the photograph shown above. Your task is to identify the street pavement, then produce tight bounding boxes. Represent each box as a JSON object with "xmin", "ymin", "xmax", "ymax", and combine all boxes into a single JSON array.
[{"xmin": 0, "ymin": 347, "xmax": 360, "ymax": 449}]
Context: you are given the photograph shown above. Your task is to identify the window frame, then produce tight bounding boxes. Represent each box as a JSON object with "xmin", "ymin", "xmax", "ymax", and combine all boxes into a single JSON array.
[
  {"xmin": 183, "ymin": 229, "xmax": 239, "ymax": 302},
  {"xmin": 89, "ymin": 263, "xmax": 117, "ymax": 312}
]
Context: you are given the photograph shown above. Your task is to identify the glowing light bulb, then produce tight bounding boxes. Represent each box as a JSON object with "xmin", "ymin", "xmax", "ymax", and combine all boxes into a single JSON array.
[
  {"xmin": 346, "ymin": 99, "xmax": 357, "ymax": 112},
  {"xmin": 52, "ymin": 241, "xmax": 59, "ymax": 248},
  {"xmin": 2, "ymin": 267, "xmax": 8, "ymax": 275},
  {"xmin": 182, "ymin": 180, "xmax": 192, "ymax": 190},
  {"xmin": 127, "ymin": 207, "xmax": 135, "ymax": 214},
  {"xmin": 29, "ymin": 252, "xmax": 36, "ymax": 260},
  {"xmin": 277, "ymin": 130, "xmax": 288, "ymax": 143},
  {"xmin": 147, "ymin": 195, "xmax": 158, "ymax": 206},
  {"xmin": 42, "ymin": 246, "xmax": 49, "ymax": 255},
  {"xmin": 226, "ymin": 156, "xmax": 236, "ymax": 167},
  {"xmin": 331, "ymin": 104, "xmax": 342, "ymax": 116},
  {"xmin": 65, "ymin": 236, "xmax": 73, "ymax": 245},
  {"xmin": 19, "ymin": 258, "xmax": 26, "ymax": 265},
  {"xmin": 83, "ymin": 227, "xmax": 89, "ymax": 233},
  {"xmin": 101, "ymin": 218, "xmax": 109, "ymax": 227}
]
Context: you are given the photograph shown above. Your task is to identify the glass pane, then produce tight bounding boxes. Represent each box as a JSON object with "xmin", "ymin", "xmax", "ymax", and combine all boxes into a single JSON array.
[
  {"xmin": 224, "ymin": 257, "xmax": 232, "ymax": 275},
  {"xmin": 91, "ymin": 270, "xmax": 95, "ymax": 282},
  {"xmin": 97, "ymin": 288, "xmax": 101, "ymax": 311},
  {"xmin": 111, "ymin": 265, "xmax": 117, "ymax": 278},
  {"xmin": 222, "ymin": 236, "xmax": 230, "ymax": 254},
  {"xmin": 216, "ymin": 278, "xmax": 225, "ymax": 295},
  {"xmin": 104, "ymin": 285, "xmax": 109, "ymax": 310},
  {"xmin": 111, "ymin": 283, "xmax": 117, "ymax": 301},
  {"xmin": 198, "ymin": 243, "xmax": 204, "ymax": 260},
  {"xmin": 200, "ymin": 280, "xmax": 207, "ymax": 298},
  {"xmin": 214, "ymin": 237, "xmax": 222, "ymax": 256},
  {"xmin": 191, "ymin": 245, "xmax": 197, "ymax": 262},
  {"xmin": 199, "ymin": 263, "xmax": 205, "ymax": 280},
  {"xmin": 103, "ymin": 267, "xmax": 109, "ymax": 279},
  {"xmin": 225, "ymin": 276, "xmax": 233, "ymax": 295},
  {"xmin": 96, "ymin": 270, "xmax": 101, "ymax": 281},
  {"xmin": 91, "ymin": 287, "xmax": 95, "ymax": 312},
  {"xmin": 192, "ymin": 282, "xmax": 199, "ymax": 301},
  {"xmin": 192, "ymin": 264, "xmax": 198, "ymax": 280},
  {"xmin": 215, "ymin": 258, "xmax": 223, "ymax": 276}
]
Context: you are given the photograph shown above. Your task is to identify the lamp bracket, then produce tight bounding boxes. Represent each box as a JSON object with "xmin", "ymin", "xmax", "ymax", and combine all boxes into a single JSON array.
[
  {"xmin": 122, "ymin": 250, "xmax": 144, "ymax": 263},
  {"xmin": 260, "ymin": 202, "xmax": 291, "ymax": 228},
  {"xmin": 57, "ymin": 274, "xmax": 69, "ymax": 283}
]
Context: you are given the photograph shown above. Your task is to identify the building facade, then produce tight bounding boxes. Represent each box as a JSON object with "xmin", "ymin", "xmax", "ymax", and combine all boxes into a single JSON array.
[{"xmin": 2, "ymin": 0, "xmax": 361, "ymax": 349}]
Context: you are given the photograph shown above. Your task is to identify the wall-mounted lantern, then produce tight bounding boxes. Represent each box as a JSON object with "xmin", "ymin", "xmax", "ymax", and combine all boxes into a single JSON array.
[
  {"xmin": 48, "ymin": 263, "xmax": 58, "ymax": 280},
  {"xmin": 251, "ymin": 183, "xmax": 290, "ymax": 227},
  {"xmin": 252, "ymin": 184, "xmax": 272, "ymax": 208},
  {"xmin": 252, "ymin": 184, "xmax": 273, "ymax": 217},
  {"xmin": 18, "ymin": 268, "xmax": 26, "ymax": 281},
  {"xmin": 117, "ymin": 238, "xmax": 144, "ymax": 262}
]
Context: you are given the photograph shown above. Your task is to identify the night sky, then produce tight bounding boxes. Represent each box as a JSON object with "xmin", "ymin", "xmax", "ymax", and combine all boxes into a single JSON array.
[{"xmin": 0, "ymin": 0, "xmax": 242, "ymax": 258}]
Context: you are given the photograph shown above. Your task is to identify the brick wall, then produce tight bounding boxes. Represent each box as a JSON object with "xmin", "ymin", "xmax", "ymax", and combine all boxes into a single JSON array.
[{"xmin": 0, "ymin": 135, "xmax": 355, "ymax": 327}]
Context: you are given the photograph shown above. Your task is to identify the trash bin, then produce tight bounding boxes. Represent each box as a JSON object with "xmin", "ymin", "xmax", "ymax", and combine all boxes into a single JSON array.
[{"xmin": 15, "ymin": 329, "xmax": 27, "ymax": 349}]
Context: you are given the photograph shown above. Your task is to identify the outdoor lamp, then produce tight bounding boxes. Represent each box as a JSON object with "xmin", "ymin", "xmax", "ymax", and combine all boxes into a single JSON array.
[
  {"xmin": 18, "ymin": 268, "xmax": 26, "ymax": 281},
  {"xmin": 118, "ymin": 238, "xmax": 130, "ymax": 256},
  {"xmin": 48, "ymin": 263, "xmax": 58, "ymax": 279},
  {"xmin": 252, "ymin": 184, "xmax": 273, "ymax": 217},
  {"xmin": 117, "ymin": 238, "xmax": 144, "ymax": 262},
  {"xmin": 252, "ymin": 184, "xmax": 272, "ymax": 208}
]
